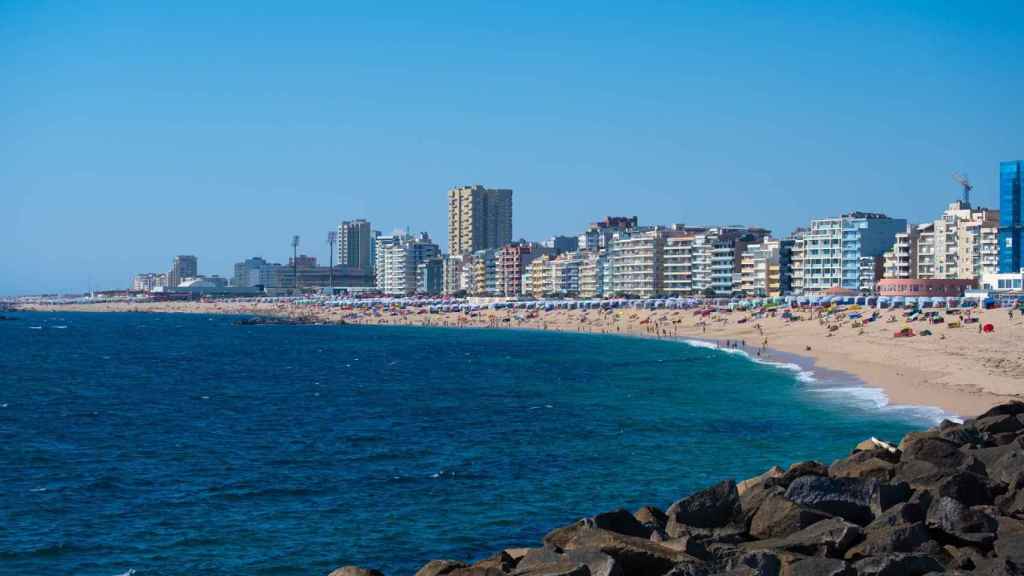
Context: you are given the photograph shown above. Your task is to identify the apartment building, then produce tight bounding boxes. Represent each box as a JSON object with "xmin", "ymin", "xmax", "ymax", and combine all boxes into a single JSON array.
[
  {"xmin": 447, "ymin": 185, "xmax": 513, "ymax": 256},
  {"xmin": 375, "ymin": 233, "xmax": 440, "ymax": 296},
  {"xmin": 795, "ymin": 213, "xmax": 905, "ymax": 293}
]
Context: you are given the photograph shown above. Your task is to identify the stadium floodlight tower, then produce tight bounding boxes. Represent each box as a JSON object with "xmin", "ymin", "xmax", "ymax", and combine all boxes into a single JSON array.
[
  {"xmin": 291, "ymin": 235, "xmax": 300, "ymax": 294},
  {"xmin": 327, "ymin": 230, "xmax": 337, "ymax": 295}
]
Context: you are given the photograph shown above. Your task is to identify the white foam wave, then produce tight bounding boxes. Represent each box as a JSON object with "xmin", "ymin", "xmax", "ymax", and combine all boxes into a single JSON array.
[{"xmin": 678, "ymin": 338, "xmax": 956, "ymax": 425}]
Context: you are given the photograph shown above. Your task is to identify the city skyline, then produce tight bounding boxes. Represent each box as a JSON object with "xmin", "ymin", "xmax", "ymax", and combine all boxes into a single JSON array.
[{"xmin": 3, "ymin": 2, "xmax": 1023, "ymax": 295}]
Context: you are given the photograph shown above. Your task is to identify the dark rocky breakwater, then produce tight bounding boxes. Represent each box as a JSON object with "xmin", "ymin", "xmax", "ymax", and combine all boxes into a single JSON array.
[{"xmin": 332, "ymin": 402, "xmax": 1024, "ymax": 576}]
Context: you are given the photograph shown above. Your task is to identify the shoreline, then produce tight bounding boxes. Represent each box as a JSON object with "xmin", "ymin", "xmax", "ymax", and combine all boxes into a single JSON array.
[{"xmin": 13, "ymin": 300, "xmax": 1023, "ymax": 418}]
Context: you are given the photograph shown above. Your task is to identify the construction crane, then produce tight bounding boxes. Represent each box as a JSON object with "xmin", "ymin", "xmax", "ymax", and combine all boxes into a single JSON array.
[{"xmin": 952, "ymin": 172, "xmax": 973, "ymax": 206}]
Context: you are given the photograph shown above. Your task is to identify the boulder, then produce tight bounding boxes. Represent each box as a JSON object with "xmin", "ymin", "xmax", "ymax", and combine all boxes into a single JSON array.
[
  {"xmin": 972, "ymin": 414, "xmax": 1024, "ymax": 435},
  {"xmin": 965, "ymin": 437, "xmax": 1024, "ymax": 470},
  {"xmin": 416, "ymin": 560, "xmax": 469, "ymax": 576},
  {"xmin": 473, "ymin": 551, "xmax": 518, "ymax": 573},
  {"xmin": 994, "ymin": 516, "xmax": 1024, "ymax": 571},
  {"xmin": 898, "ymin": 430, "xmax": 942, "ymax": 452},
  {"xmin": 844, "ymin": 503, "xmax": 929, "ymax": 559},
  {"xmin": 661, "ymin": 563, "xmax": 709, "ymax": 576},
  {"xmin": 781, "ymin": 557, "xmax": 854, "ymax": 576},
  {"xmin": 725, "ymin": 550, "xmax": 782, "ymax": 576},
  {"xmin": 633, "ymin": 506, "xmax": 667, "ymax": 531},
  {"xmin": 748, "ymin": 493, "xmax": 832, "ymax": 539},
  {"xmin": 546, "ymin": 509, "xmax": 653, "ymax": 549},
  {"xmin": 559, "ymin": 527, "xmax": 699, "ymax": 576},
  {"xmin": 666, "ymin": 480, "xmax": 741, "ymax": 530},
  {"xmin": 998, "ymin": 486, "xmax": 1024, "ymax": 518},
  {"xmin": 739, "ymin": 484, "xmax": 785, "ymax": 530},
  {"xmin": 989, "ymin": 449, "xmax": 1024, "ymax": 486},
  {"xmin": 544, "ymin": 518, "xmax": 595, "ymax": 550},
  {"xmin": 737, "ymin": 466, "xmax": 785, "ymax": 496},
  {"xmin": 925, "ymin": 496, "xmax": 997, "ymax": 547},
  {"xmin": 592, "ymin": 509, "xmax": 653, "ymax": 539},
  {"xmin": 745, "ymin": 518, "xmax": 863, "ymax": 558},
  {"xmin": 900, "ymin": 436, "xmax": 967, "ymax": 469},
  {"xmin": 850, "ymin": 553, "xmax": 943, "ymax": 576},
  {"xmin": 829, "ymin": 451, "xmax": 896, "ymax": 481},
  {"xmin": 895, "ymin": 465, "xmax": 997, "ymax": 507},
  {"xmin": 766, "ymin": 461, "xmax": 829, "ymax": 490},
  {"xmin": 975, "ymin": 401, "xmax": 1024, "ymax": 420},
  {"xmin": 854, "ymin": 437, "xmax": 899, "ymax": 456},
  {"xmin": 515, "ymin": 547, "xmax": 619, "ymax": 576},
  {"xmin": 938, "ymin": 424, "xmax": 985, "ymax": 447},
  {"xmin": 784, "ymin": 476, "xmax": 907, "ymax": 525},
  {"xmin": 329, "ymin": 568, "xmax": 385, "ymax": 576}
]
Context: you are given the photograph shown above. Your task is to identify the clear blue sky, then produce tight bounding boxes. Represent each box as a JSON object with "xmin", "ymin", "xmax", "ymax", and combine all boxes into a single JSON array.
[{"xmin": 2, "ymin": 2, "xmax": 1022, "ymax": 295}]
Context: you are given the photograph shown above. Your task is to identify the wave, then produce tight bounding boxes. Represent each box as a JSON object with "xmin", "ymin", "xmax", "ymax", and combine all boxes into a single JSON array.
[{"xmin": 678, "ymin": 338, "xmax": 957, "ymax": 425}]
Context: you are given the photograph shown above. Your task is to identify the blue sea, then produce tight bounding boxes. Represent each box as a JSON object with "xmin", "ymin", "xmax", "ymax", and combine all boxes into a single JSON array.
[{"xmin": 0, "ymin": 312, "xmax": 942, "ymax": 575}]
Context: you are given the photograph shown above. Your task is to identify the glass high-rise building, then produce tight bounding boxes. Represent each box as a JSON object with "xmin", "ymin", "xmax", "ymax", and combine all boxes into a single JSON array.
[{"xmin": 999, "ymin": 160, "xmax": 1023, "ymax": 273}]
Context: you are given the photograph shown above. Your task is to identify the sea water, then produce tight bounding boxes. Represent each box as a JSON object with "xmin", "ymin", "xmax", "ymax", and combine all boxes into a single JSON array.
[{"xmin": 0, "ymin": 312, "xmax": 941, "ymax": 575}]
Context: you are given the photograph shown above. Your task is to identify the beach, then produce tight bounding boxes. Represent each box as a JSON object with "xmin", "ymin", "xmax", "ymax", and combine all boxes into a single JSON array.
[{"xmin": 18, "ymin": 299, "xmax": 1024, "ymax": 418}]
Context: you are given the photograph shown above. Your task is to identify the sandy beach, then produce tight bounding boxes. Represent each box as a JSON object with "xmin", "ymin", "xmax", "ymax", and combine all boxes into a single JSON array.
[{"xmin": 17, "ymin": 300, "xmax": 1024, "ymax": 418}]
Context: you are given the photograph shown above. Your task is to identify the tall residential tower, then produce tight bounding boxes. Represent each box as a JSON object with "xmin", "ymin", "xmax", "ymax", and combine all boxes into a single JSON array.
[
  {"xmin": 447, "ymin": 185, "xmax": 513, "ymax": 256},
  {"xmin": 338, "ymin": 219, "xmax": 373, "ymax": 272}
]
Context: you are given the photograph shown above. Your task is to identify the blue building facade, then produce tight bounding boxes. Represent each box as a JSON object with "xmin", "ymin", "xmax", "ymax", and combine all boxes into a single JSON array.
[{"xmin": 1000, "ymin": 160, "xmax": 1023, "ymax": 273}]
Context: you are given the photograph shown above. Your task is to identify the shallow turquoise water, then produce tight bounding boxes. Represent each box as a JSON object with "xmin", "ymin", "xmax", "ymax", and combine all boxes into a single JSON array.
[{"xmin": 0, "ymin": 312, "xmax": 931, "ymax": 575}]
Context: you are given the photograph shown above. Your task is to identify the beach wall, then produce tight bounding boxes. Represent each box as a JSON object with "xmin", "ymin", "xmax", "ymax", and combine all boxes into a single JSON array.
[{"xmin": 334, "ymin": 402, "xmax": 1024, "ymax": 576}]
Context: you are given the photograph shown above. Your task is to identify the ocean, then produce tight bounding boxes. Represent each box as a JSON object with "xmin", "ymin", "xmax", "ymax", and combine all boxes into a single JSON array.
[{"xmin": 0, "ymin": 312, "xmax": 942, "ymax": 575}]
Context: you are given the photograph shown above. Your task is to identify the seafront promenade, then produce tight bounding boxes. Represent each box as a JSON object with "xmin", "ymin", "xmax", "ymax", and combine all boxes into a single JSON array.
[{"xmin": 17, "ymin": 298, "xmax": 1024, "ymax": 418}]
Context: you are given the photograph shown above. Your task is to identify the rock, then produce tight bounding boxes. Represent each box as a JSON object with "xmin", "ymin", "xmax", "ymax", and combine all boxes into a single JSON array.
[
  {"xmin": 661, "ymin": 535, "xmax": 709, "ymax": 560},
  {"xmin": 895, "ymin": 464, "xmax": 997, "ymax": 507},
  {"xmin": 942, "ymin": 544, "xmax": 985, "ymax": 571},
  {"xmin": 504, "ymin": 549, "xmax": 531, "ymax": 562},
  {"xmin": 738, "ymin": 466, "xmax": 785, "ymax": 496},
  {"xmin": 855, "ymin": 437, "xmax": 899, "ymax": 456},
  {"xmin": 844, "ymin": 522, "xmax": 929, "ymax": 560},
  {"xmin": 925, "ymin": 496, "xmax": 997, "ymax": 547},
  {"xmin": 989, "ymin": 449, "xmax": 1024, "ymax": 486},
  {"xmin": 515, "ymin": 547, "xmax": 619, "ymax": 576},
  {"xmin": 851, "ymin": 553, "xmax": 943, "ymax": 576},
  {"xmin": 544, "ymin": 518, "xmax": 595, "ymax": 549},
  {"xmin": 745, "ymin": 518, "xmax": 863, "ymax": 558},
  {"xmin": 976, "ymin": 401, "xmax": 1024, "ymax": 420},
  {"xmin": 898, "ymin": 430, "xmax": 941, "ymax": 452},
  {"xmin": 748, "ymin": 493, "xmax": 832, "ymax": 539},
  {"xmin": 998, "ymin": 486, "xmax": 1024, "ymax": 518},
  {"xmin": 559, "ymin": 527, "xmax": 698, "ymax": 576},
  {"xmin": 784, "ymin": 476, "xmax": 906, "ymax": 525},
  {"xmin": 661, "ymin": 562, "xmax": 710, "ymax": 576},
  {"xmin": 993, "ymin": 516, "xmax": 1024, "ymax": 572},
  {"xmin": 329, "ymin": 567, "xmax": 385, "ymax": 576},
  {"xmin": 740, "ymin": 483, "xmax": 785, "ymax": 530},
  {"xmin": 592, "ymin": 509, "xmax": 653, "ymax": 539},
  {"xmin": 766, "ymin": 461, "xmax": 829, "ymax": 490},
  {"xmin": 938, "ymin": 424, "xmax": 986, "ymax": 447},
  {"xmin": 844, "ymin": 503, "xmax": 929, "ymax": 559},
  {"xmin": 473, "ymin": 551, "xmax": 518, "ymax": 573},
  {"xmin": 633, "ymin": 506, "xmax": 667, "ymax": 530},
  {"xmin": 901, "ymin": 436, "xmax": 968, "ymax": 469},
  {"xmin": 415, "ymin": 560, "xmax": 469, "ymax": 576},
  {"xmin": 829, "ymin": 451, "xmax": 896, "ymax": 481},
  {"xmin": 666, "ymin": 480, "xmax": 741, "ymax": 530},
  {"xmin": 726, "ymin": 550, "xmax": 782, "ymax": 576},
  {"xmin": 782, "ymin": 557, "xmax": 854, "ymax": 576},
  {"xmin": 973, "ymin": 414, "xmax": 1024, "ymax": 435}
]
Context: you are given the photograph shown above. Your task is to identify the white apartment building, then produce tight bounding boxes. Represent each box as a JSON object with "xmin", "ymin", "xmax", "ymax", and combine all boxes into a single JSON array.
[
  {"xmin": 376, "ymin": 233, "xmax": 440, "ymax": 296},
  {"xmin": 607, "ymin": 229, "xmax": 665, "ymax": 297},
  {"xmin": 579, "ymin": 252, "xmax": 607, "ymax": 298}
]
